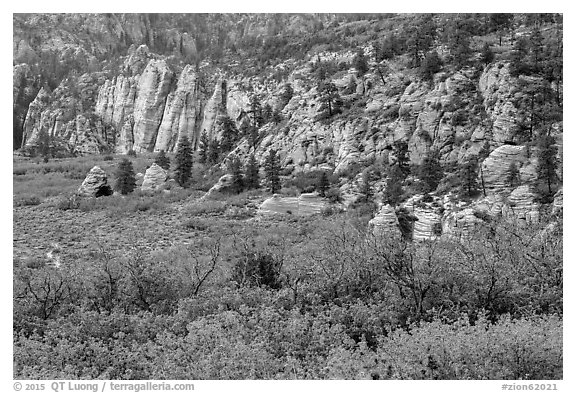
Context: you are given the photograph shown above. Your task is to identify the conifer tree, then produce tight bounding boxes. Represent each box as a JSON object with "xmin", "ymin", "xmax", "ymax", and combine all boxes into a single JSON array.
[
  {"xmin": 419, "ymin": 51, "xmax": 442, "ymax": 81},
  {"xmin": 459, "ymin": 156, "xmax": 479, "ymax": 197},
  {"xmin": 418, "ymin": 151, "xmax": 444, "ymax": 193},
  {"xmin": 317, "ymin": 81, "xmax": 342, "ymax": 118},
  {"xmin": 207, "ymin": 138, "xmax": 220, "ymax": 165},
  {"xmin": 154, "ymin": 150, "xmax": 170, "ymax": 171},
  {"xmin": 262, "ymin": 104, "xmax": 273, "ymax": 124},
  {"xmin": 248, "ymin": 125, "xmax": 260, "ymax": 151},
  {"xmin": 175, "ymin": 136, "xmax": 193, "ymax": 188},
  {"xmin": 383, "ymin": 165, "xmax": 404, "ymax": 206},
  {"xmin": 115, "ymin": 158, "xmax": 136, "ymax": 195},
  {"xmin": 264, "ymin": 149, "xmax": 281, "ymax": 194},
  {"xmin": 358, "ymin": 170, "xmax": 374, "ymax": 204},
  {"xmin": 220, "ymin": 116, "xmax": 238, "ymax": 153},
  {"xmin": 228, "ymin": 155, "xmax": 245, "ymax": 194},
  {"xmin": 279, "ymin": 83, "xmax": 294, "ymax": 109},
  {"xmin": 316, "ymin": 171, "xmax": 330, "ymax": 197},
  {"xmin": 198, "ymin": 131, "xmax": 209, "ymax": 164},
  {"xmin": 271, "ymin": 108, "xmax": 283, "ymax": 124},
  {"xmin": 249, "ymin": 95, "xmax": 263, "ymax": 127},
  {"xmin": 480, "ymin": 42, "xmax": 495, "ymax": 66},
  {"xmin": 353, "ymin": 49, "xmax": 369, "ymax": 77},
  {"xmin": 245, "ymin": 153, "xmax": 260, "ymax": 190},
  {"xmin": 393, "ymin": 140, "xmax": 411, "ymax": 179},
  {"xmin": 536, "ymin": 134, "xmax": 558, "ymax": 196}
]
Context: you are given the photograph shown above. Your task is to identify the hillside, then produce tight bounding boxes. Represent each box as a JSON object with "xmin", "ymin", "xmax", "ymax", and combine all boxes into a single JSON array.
[{"xmin": 12, "ymin": 13, "xmax": 563, "ymax": 381}]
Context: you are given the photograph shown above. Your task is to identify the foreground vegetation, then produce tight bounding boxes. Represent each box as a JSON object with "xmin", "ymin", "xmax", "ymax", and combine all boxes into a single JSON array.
[{"xmin": 13, "ymin": 155, "xmax": 562, "ymax": 379}]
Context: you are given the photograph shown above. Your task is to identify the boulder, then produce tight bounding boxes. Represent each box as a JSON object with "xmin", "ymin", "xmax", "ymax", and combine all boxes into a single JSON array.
[
  {"xmin": 141, "ymin": 163, "xmax": 168, "ymax": 191},
  {"xmin": 259, "ymin": 193, "xmax": 328, "ymax": 216},
  {"xmin": 77, "ymin": 166, "xmax": 113, "ymax": 197},
  {"xmin": 369, "ymin": 204, "xmax": 401, "ymax": 238},
  {"xmin": 203, "ymin": 174, "xmax": 235, "ymax": 199},
  {"xmin": 443, "ymin": 208, "xmax": 484, "ymax": 240}
]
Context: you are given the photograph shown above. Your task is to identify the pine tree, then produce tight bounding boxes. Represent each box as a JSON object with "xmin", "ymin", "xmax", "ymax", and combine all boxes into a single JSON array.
[
  {"xmin": 245, "ymin": 153, "xmax": 260, "ymax": 190},
  {"xmin": 115, "ymin": 158, "xmax": 136, "ymax": 195},
  {"xmin": 154, "ymin": 150, "xmax": 170, "ymax": 170},
  {"xmin": 317, "ymin": 81, "xmax": 342, "ymax": 118},
  {"xmin": 383, "ymin": 165, "xmax": 404, "ymax": 206},
  {"xmin": 262, "ymin": 104, "xmax": 273, "ymax": 124},
  {"xmin": 249, "ymin": 94, "xmax": 263, "ymax": 127},
  {"xmin": 207, "ymin": 138, "xmax": 220, "ymax": 165},
  {"xmin": 175, "ymin": 136, "xmax": 194, "ymax": 188},
  {"xmin": 459, "ymin": 156, "xmax": 479, "ymax": 197},
  {"xmin": 248, "ymin": 125, "xmax": 260, "ymax": 151},
  {"xmin": 480, "ymin": 42, "xmax": 495, "ymax": 66},
  {"xmin": 419, "ymin": 51, "xmax": 442, "ymax": 81},
  {"xmin": 358, "ymin": 170, "xmax": 373, "ymax": 203},
  {"xmin": 228, "ymin": 155, "xmax": 245, "ymax": 194},
  {"xmin": 271, "ymin": 108, "xmax": 283, "ymax": 123},
  {"xmin": 198, "ymin": 131, "xmax": 209, "ymax": 164},
  {"xmin": 393, "ymin": 140, "xmax": 411, "ymax": 179},
  {"xmin": 279, "ymin": 83, "xmax": 294, "ymax": 109},
  {"xmin": 220, "ymin": 116, "xmax": 238, "ymax": 153},
  {"xmin": 316, "ymin": 171, "xmax": 330, "ymax": 197},
  {"xmin": 418, "ymin": 151, "xmax": 443, "ymax": 193},
  {"xmin": 536, "ymin": 134, "xmax": 558, "ymax": 196},
  {"xmin": 264, "ymin": 149, "xmax": 281, "ymax": 194},
  {"xmin": 353, "ymin": 49, "xmax": 369, "ymax": 77}
]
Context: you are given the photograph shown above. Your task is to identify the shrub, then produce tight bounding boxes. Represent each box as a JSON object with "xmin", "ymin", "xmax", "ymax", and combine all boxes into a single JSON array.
[{"xmin": 14, "ymin": 195, "xmax": 41, "ymax": 207}]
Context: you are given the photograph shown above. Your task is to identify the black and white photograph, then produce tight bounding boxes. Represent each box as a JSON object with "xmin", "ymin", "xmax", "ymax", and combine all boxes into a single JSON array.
[{"xmin": 11, "ymin": 8, "xmax": 565, "ymax": 388}]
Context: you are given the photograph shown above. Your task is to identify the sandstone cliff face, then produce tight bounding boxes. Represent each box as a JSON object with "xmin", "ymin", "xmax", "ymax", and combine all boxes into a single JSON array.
[
  {"xmin": 481, "ymin": 144, "xmax": 528, "ymax": 193},
  {"xmin": 132, "ymin": 60, "xmax": 174, "ymax": 152},
  {"xmin": 478, "ymin": 62, "xmax": 519, "ymax": 144},
  {"xmin": 156, "ymin": 65, "xmax": 202, "ymax": 151}
]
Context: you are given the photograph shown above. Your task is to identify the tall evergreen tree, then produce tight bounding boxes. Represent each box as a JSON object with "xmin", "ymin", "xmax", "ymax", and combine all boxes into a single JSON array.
[
  {"xmin": 419, "ymin": 50, "xmax": 442, "ymax": 81},
  {"xmin": 245, "ymin": 153, "xmax": 260, "ymax": 190},
  {"xmin": 228, "ymin": 155, "xmax": 245, "ymax": 194},
  {"xmin": 358, "ymin": 170, "xmax": 374, "ymax": 203},
  {"xmin": 249, "ymin": 95, "xmax": 263, "ymax": 127},
  {"xmin": 316, "ymin": 171, "xmax": 330, "ymax": 197},
  {"xmin": 220, "ymin": 116, "xmax": 238, "ymax": 153},
  {"xmin": 392, "ymin": 140, "xmax": 411, "ymax": 179},
  {"xmin": 207, "ymin": 138, "xmax": 221, "ymax": 165},
  {"xmin": 248, "ymin": 125, "xmax": 260, "ymax": 151},
  {"xmin": 154, "ymin": 150, "xmax": 170, "ymax": 170},
  {"xmin": 353, "ymin": 49, "xmax": 369, "ymax": 77},
  {"xmin": 536, "ymin": 134, "xmax": 558, "ymax": 196},
  {"xmin": 383, "ymin": 165, "xmax": 404, "ymax": 206},
  {"xmin": 418, "ymin": 151, "xmax": 443, "ymax": 193},
  {"xmin": 264, "ymin": 149, "xmax": 282, "ymax": 194},
  {"xmin": 115, "ymin": 158, "xmax": 136, "ymax": 195},
  {"xmin": 317, "ymin": 81, "xmax": 342, "ymax": 118},
  {"xmin": 175, "ymin": 136, "xmax": 194, "ymax": 188},
  {"xmin": 279, "ymin": 83, "xmax": 294, "ymax": 109},
  {"xmin": 198, "ymin": 131, "xmax": 209, "ymax": 164},
  {"xmin": 459, "ymin": 156, "xmax": 480, "ymax": 197},
  {"xmin": 262, "ymin": 104, "xmax": 273, "ymax": 124}
]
